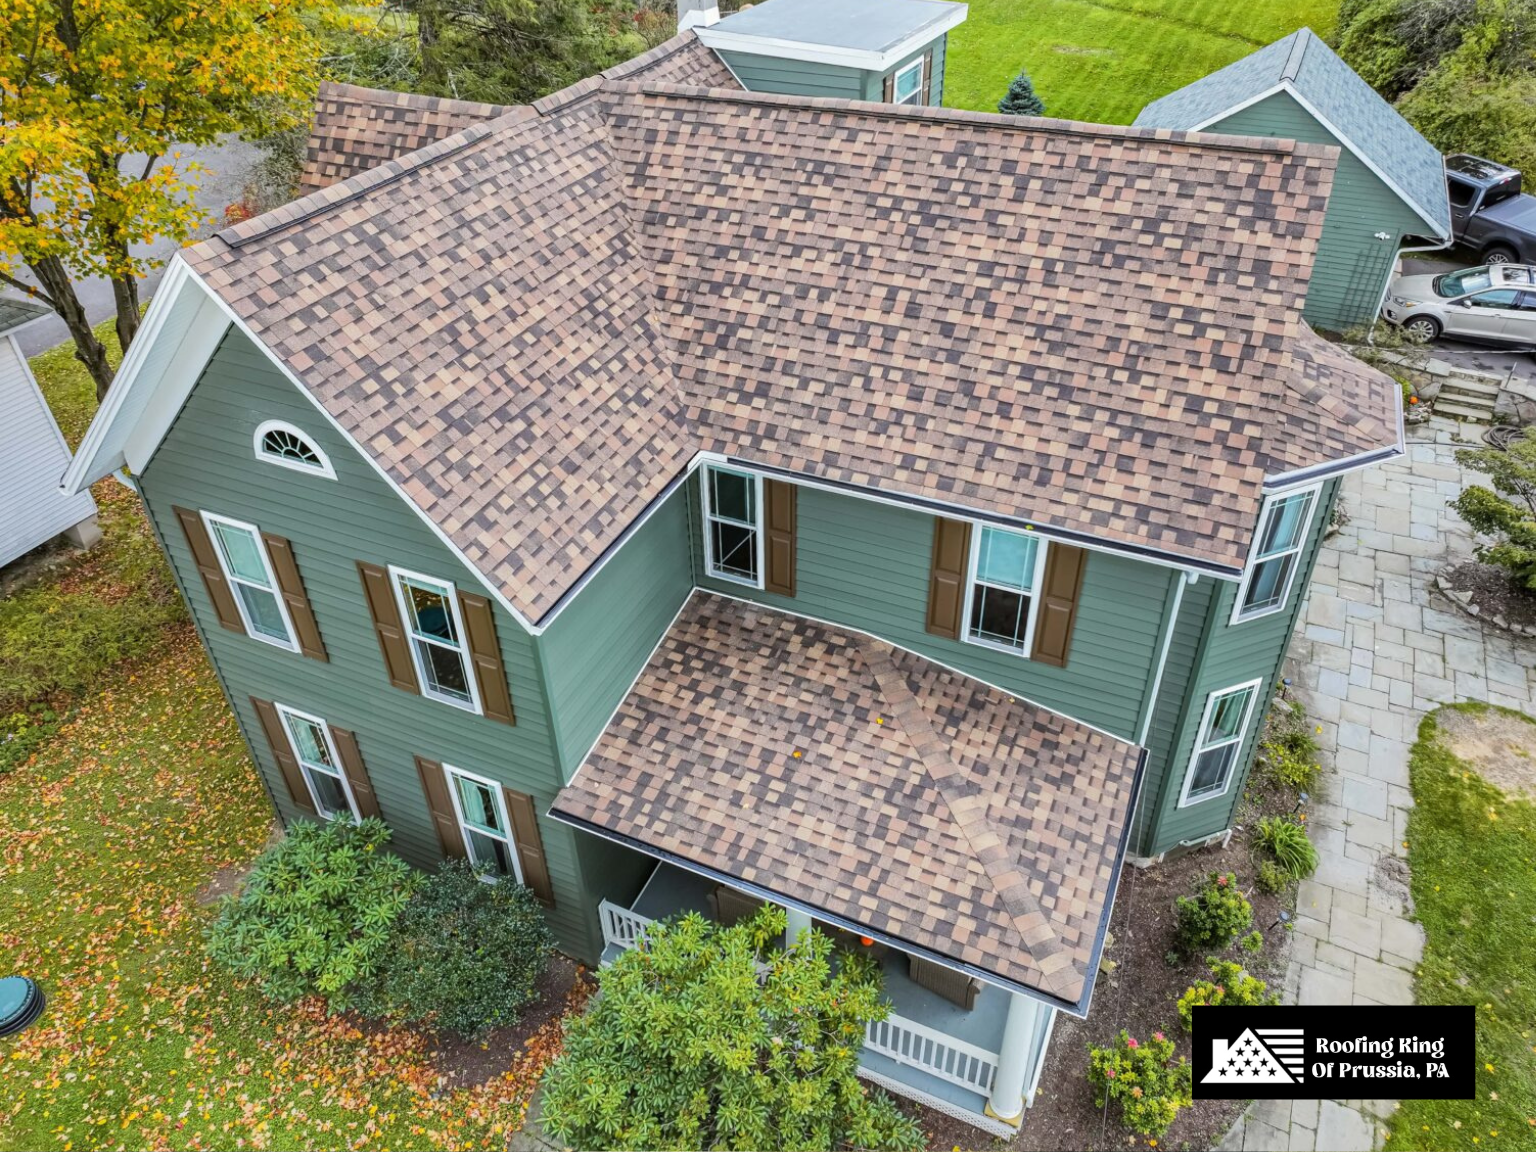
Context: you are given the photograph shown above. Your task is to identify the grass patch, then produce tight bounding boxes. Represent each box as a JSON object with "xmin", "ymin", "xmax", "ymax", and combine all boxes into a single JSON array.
[
  {"xmin": 0, "ymin": 324, "xmax": 184, "ymax": 756},
  {"xmin": 943, "ymin": 0, "xmax": 1336, "ymax": 123},
  {"xmin": 1391, "ymin": 704, "xmax": 1536, "ymax": 1150},
  {"xmin": 0, "ymin": 630, "xmax": 559, "ymax": 1151}
]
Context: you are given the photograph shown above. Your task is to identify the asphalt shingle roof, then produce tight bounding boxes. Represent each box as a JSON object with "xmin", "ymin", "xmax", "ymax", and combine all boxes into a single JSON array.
[
  {"xmin": 1133, "ymin": 28, "xmax": 1451, "ymax": 239},
  {"xmin": 549, "ymin": 592, "xmax": 1143, "ymax": 1007},
  {"xmin": 182, "ymin": 34, "xmax": 1401, "ymax": 624}
]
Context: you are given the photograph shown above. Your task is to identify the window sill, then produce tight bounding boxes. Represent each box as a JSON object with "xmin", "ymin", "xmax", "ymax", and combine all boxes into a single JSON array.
[
  {"xmin": 707, "ymin": 569, "xmax": 765, "ymax": 591},
  {"xmin": 248, "ymin": 630, "xmax": 301, "ymax": 654},
  {"xmin": 962, "ymin": 632, "xmax": 1033, "ymax": 660},
  {"xmin": 423, "ymin": 691, "xmax": 483, "ymax": 716}
]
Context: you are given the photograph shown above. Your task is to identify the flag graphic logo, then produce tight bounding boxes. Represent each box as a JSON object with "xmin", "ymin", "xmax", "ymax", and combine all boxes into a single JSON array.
[{"xmin": 1201, "ymin": 1028, "xmax": 1306, "ymax": 1084}]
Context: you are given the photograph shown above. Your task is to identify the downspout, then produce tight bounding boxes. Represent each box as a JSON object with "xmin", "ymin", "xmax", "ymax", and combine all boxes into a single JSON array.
[{"xmin": 1366, "ymin": 233, "xmax": 1455, "ymax": 346}]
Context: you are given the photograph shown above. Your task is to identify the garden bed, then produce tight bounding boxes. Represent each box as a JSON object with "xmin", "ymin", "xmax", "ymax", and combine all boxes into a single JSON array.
[
  {"xmin": 905, "ymin": 700, "xmax": 1313, "ymax": 1152},
  {"xmin": 1435, "ymin": 560, "xmax": 1536, "ymax": 637}
]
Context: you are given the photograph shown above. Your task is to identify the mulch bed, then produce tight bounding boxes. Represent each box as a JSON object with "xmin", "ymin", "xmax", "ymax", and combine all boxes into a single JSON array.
[
  {"xmin": 904, "ymin": 775, "xmax": 1303, "ymax": 1151},
  {"xmin": 1435, "ymin": 560, "xmax": 1536, "ymax": 636}
]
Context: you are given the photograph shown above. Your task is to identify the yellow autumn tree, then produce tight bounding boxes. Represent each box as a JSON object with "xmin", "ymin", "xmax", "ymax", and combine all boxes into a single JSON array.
[{"xmin": 0, "ymin": 0, "xmax": 349, "ymax": 398}]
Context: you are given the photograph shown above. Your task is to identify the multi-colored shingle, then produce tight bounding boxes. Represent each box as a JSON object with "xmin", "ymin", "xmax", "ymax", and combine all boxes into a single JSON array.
[
  {"xmin": 550, "ymin": 592, "xmax": 1143, "ymax": 1006},
  {"xmin": 183, "ymin": 33, "xmax": 1402, "ymax": 625}
]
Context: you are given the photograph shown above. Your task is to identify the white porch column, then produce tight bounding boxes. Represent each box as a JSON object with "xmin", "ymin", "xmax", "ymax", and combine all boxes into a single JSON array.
[
  {"xmin": 784, "ymin": 905, "xmax": 813, "ymax": 947},
  {"xmin": 986, "ymin": 991, "xmax": 1044, "ymax": 1126}
]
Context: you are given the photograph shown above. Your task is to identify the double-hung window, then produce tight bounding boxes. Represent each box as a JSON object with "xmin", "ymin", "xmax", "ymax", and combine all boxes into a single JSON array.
[
  {"xmin": 1180, "ymin": 680, "xmax": 1261, "ymax": 806},
  {"xmin": 892, "ymin": 58, "xmax": 924, "ymax": 105},
  {"xmin": 964, "ymin": 525, "xmax": 1045, "ymax": 655},
  {"xmin": 276, "ymin": 704, "xmax": 357, "ymax": 821},
  {"xmin": 202, "ymin": 512, "xmax": 298, "ymax": 650},
  {"xmin": 1233, "ymin": 485, "xmax": 1320, "ymax": 623},
  {"xmin": 390, "ymin": 568, "xmax": 481, "ymax": 712},
  {"xmin": 445, "ymin": 764, "xmax": 522, "ymax": 881},
  {"xmin": 702, "ymin": 464, "xmax": 763, "ymax": 588}
]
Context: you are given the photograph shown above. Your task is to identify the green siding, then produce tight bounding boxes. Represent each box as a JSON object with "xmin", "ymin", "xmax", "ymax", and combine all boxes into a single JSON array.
[
  {"xmin": 1208, "ymin": 92, "xmax": 1430, "ymax": 333},
  {"xmin": 721, "ymin": 33, "xmax": 946, "ymax": 105},
  {"xmin": 716, "ymin": 51, "xmax": 865, "ymax": 99},
  {"xmin": 539, "ymin": 489, "xmax": 693, "ymax": 779},
  {"xmin": 1138, "ymin": 479, "xmax": 1340, "ymax": 856},
  {"xmin": 138, "ymin": 329, "xmax": 604, "ymax": 963},
  {"xmin": 685, "ymin": 474, "xmax": 1170, "ymax": 741}
]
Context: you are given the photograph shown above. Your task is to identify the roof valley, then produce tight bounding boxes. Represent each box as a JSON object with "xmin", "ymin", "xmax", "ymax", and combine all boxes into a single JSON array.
[{"xmin": 858, "ymin": 640, "xmax": 1079, "ymax": 994}]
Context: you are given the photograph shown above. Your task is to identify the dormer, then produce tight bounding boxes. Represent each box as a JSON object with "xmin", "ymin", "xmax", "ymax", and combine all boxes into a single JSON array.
[{"xmin": 695, "ymin": 0, "xmax": 967, "ymax": 106}]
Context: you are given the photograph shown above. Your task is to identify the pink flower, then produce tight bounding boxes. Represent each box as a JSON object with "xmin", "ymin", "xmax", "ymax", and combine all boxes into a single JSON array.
[
  {"xmin": 1217, "ymin": 875, "xmax": 1229, "ymax": 887},
  {"xmin": 1154, "ymin": 1032, "xmax": 1166, "ymax": 1042},
  {"xmin": 1105, "ymin": 1068, "xmax": 1117, "ymax": 1078},
  {"xmin": 1127, "ymin": 1037, "xmax": 1139, "ymax": 1050}
]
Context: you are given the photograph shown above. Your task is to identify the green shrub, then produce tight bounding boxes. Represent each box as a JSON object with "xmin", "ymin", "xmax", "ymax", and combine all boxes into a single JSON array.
[
  {"xmin": 1451, "ymin": 429, "xmax": 1536, "ymax": 590},
  {"xmin": 1241, "ymin": 930, "xmax": 1264, "ymax": 954},
  {"xmin": 1087, "ymin": 1029, "xmax": 1193, "ymax": 1136},
  {"xmin": 1256, "ymin": 860, "xmax": 1290, "ymax": 895},
  {"xmin": 1256, "ymin": 701, "xmax": 1321, "ymax": 792},
  {"xmin": 997, "ymin": 68, "xmax": 1045, "ymax": 116},
  {"xmin": 540, "ymin": 907, "xmax": 923, "ymax": 1152},
  {"xmin": 1177, "ymin": 959, "xmax": 1279, "ymax": 1031},
  {"xmin": 1174, "ymin": 872, "xmax": 1253, "ymax": 955},
  {"xmin": 206, "ymin": 817, "xmax": 418, "ymax": 1008},
  {"xmin": 1255, "ymin": 816, "xmax": 1319, "ymax": 881},
  {"xmin": 1, "ymin": 705, "xmax": 63, "ymax": 774},
  {"xmin": 357, "ymin": 860, "xmax": 553, "ymax": 1037}
]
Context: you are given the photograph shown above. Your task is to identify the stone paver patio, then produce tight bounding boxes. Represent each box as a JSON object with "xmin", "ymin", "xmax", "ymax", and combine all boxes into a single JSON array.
[{"xmin": 1219, "ymin": 421, "xmax": 1536, "ymax": 1152}]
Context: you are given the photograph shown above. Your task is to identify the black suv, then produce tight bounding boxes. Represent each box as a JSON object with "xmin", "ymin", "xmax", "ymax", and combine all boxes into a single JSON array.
[{"xmin": 1446, "ymin": 153, "xmax": 1536, "ymax": 265}]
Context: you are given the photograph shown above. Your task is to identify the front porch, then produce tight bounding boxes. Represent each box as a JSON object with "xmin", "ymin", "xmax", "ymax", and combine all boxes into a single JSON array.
[{"xmin": 597, "ymin": 861, "xmax": 1055, "ymax": 1137}]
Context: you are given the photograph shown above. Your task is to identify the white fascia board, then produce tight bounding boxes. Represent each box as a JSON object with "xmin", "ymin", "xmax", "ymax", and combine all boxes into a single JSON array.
[
  {"xmin": 121, "ymin": 289, "xmax": 233, "ymax": 475},
  {"xmin": 62, "ymin": 258, "xmax": 195, "ymax": 494},
  {"xmin": 180, "ymin": 266, "xmax": 539, "ymax": 635},
  {"xmin": 696, "ymin": 6, "xmax": 966, "ymax": 73}
]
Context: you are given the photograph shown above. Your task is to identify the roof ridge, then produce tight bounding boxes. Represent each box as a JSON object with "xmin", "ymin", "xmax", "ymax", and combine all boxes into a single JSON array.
[
  {"xmin": 858, "ymin": 639, "xmax": 1081, "ymax": 992},
  {"xmin": 1279, "ymin": 27, "xmax": 1312, "ymax": 83}
]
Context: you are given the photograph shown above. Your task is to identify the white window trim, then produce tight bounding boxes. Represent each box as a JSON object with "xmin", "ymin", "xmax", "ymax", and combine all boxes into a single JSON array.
[
  {"xmin": 443, "ymin": 763, "xmax": 523, "ymax": 884},
  {"xmin": 1230, "ymin": 481, "xmax": 1323, "ymax": 626},
  {"xmin": 274, "ymin": 703, "xmax": 360, "ymax": 822},
  {"xmin": 1178, "ymin": 678, "xmax": 1263, "ymax": 808},
  {"xmin": 388, "ymin": 565, "xmax": 484, "ymax": 715},
  {"xmin": 253, "ymin": 420, "xmax": 336, "ymax": 480},
  {"xmin": 701, "ymin": 465, "xmax": 766, "ymax": 590},
  {"xmin": 892, "ymin": 57, "xmax": 925, "ymax": 105},
  {"xmin": 960, "ymin": 525, "xmax": 1048, "ymax": 658},
  {"xmin": 200, "ymin": 510, "xmax": 300, "ymax": 652}
]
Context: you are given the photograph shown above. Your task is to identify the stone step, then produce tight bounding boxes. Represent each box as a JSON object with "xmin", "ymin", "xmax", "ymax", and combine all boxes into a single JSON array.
[
  {"xmin": 1434, "ymin": 399, "xmax": 1494, "ymax": 422},
  {"xmin": 1437, "ymin": 387, "xmax": 1499, "ymax": 411},
  {"xmin": 1439, "ymin": 374, "xmax": 1502, "ymax": 396}
]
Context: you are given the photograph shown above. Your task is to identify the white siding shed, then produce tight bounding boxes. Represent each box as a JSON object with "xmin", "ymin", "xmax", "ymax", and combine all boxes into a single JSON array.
[{"xmin": 0, "ymin": 297, "xmax": 99, "ymax": 567}]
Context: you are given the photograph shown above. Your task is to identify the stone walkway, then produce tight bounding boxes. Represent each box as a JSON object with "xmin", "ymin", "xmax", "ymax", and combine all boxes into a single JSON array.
[{"xmin": 1219, "ymin": 421, "xmax": 1536, "ymax": 1152}]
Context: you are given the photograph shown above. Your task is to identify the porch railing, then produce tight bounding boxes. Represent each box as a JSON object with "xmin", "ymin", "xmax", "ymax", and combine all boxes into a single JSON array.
[
  {"xmin": 599, "ymin": 899, "xmax": 655, "ymax": 952},
  {"xmin": 864, "ymin": 1013, "xmax": 999, "ymax": 1096}
]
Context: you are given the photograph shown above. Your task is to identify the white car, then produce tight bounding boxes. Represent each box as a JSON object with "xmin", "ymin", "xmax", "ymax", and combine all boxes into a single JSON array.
[{"xmin": 1380, "ymin": 263, "xmax": 1536, "ymax": 345}]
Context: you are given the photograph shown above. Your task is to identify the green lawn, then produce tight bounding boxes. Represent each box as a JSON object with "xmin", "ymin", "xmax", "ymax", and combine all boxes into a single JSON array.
[
  {"xmin": 0, "ymin": 336, "xmax": 560, "ymax": 1151},
  {"xmin": 943, "ymin": 0, "xmax": 1338, "ymax": 123},
  {"xmin": 1390, "ymin": 705, "xmax": 1536, "ymax": 1151}
]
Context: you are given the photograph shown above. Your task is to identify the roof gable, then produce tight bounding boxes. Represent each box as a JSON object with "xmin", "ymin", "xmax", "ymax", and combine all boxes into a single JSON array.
[{"xmin": 1133, "ymin": 28, "xmax": 1451, "ymax": 239}]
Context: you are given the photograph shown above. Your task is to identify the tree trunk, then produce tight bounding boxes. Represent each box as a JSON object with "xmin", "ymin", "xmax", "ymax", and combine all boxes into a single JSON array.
[
  {"xmin": 111, "ymin": 271, "xmax": 141, "ymax": 355},
  {"xmin": 30, "ymin": 255, "xmax": 114, "ymax": 401}
]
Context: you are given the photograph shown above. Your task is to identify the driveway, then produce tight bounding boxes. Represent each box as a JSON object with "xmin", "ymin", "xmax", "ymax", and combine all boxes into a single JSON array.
[
  {"xmin": 9, "ymin": 135, "xmax": 261, "ymax": 358},
  {"xmin": 1399, "ymin": 252, "xmax": 1536, "ymax": 392}
]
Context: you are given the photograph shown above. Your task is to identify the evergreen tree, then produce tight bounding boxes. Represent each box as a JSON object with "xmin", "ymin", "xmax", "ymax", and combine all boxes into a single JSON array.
[{"xmin": 998, "ymin": 68, "xmax": 1046, "ymax": 116}]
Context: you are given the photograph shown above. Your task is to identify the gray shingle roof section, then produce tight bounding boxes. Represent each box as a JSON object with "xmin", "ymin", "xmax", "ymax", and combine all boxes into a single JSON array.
[
  {"xmin": 1133, "ymin": 28, "xmax": 1450, "ymax": 239},
  {"xmin": 0, "ymin": 295, "xmax": 50, "ymax": 334},
  {"xmin": 710, "ymin": 0, "xmax": 961, "ymax": 53}
]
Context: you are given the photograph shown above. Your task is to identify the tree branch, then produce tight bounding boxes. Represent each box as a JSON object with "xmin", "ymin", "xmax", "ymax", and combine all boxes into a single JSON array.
[{"xmin": 0, "ymin": 271, "xmax": 54, "ymax": 308}]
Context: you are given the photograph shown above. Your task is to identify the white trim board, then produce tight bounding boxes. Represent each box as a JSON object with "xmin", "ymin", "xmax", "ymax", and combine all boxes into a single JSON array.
[
  {"xmin": 1186, "ymin": 81, "xmax": 1451, "ymax": 242},
  {"xmin": 696, "ymin": 5, "xmax": 965, "ymax": 72}
]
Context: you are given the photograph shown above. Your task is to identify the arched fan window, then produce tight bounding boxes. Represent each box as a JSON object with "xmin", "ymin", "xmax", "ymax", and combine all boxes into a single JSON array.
[{"xmin": 254, "ymin": 421, "xmax": 336, "ymax": 480}]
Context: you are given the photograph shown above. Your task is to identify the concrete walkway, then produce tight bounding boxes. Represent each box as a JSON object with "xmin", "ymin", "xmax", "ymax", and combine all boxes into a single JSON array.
[{"xmin": 1219, "ymin": 421, "xmax": 1536, "ymax": 1152}]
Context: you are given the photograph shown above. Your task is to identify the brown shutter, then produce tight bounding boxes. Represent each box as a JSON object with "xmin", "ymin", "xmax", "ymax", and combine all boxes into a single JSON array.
[
  {"xmin": 415, "ymin": 755, "xmax": 467, "ymax": 859},
  {"xmin": 925, "ymin": 517, "xmax": 972, "ymax": 640},
  {"xmin": 250, "ymin": 696, "xmax": 316, "ymax": 814},
  {"xmin": 1031, "ymin": 543, "xmax": 1087, "ymax": 668},
  {"xmin": 921, "ymin": 49, "xmax": 934, "ymax": 104},
  {"xmin": 357, "ymin": 562, "xmax": 419, "ymax": 693},
  {"xmin": 262, "ymin": 533, "xmax": 327, "ymax": 662},
  {"xmin": 763, "ymin": 479, "xmax": 797, "ymax": 597},
  {"xmin": 504, "ymin": 788, "xmax": 555, "ymax": 907},
  {"xmin": 173, "ymin": 506, "xmax": 243, "ymax": 633},
  {"xmin": 883, "ymin": 71, "xmax": 895, "ymax": 102},
  {"xmin": 458, "ymin": 591, "xmax": 516, "ymax": 725},
  {"xmin": 330, "ymin": 726, "xmax": 381, "ymax": 820}
]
